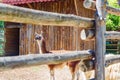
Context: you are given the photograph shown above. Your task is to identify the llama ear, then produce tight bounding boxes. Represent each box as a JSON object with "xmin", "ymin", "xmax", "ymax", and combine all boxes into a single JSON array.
[
  {"xmin": 35, "ymin": 32, "xmax": 39, "ymax": 36},
  {"xmin": 41, "ymin": 31, "xmax": 44, "ymax": 35}
]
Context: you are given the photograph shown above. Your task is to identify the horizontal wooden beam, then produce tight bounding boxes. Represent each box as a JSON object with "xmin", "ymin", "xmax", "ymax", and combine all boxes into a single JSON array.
[
  {"xmin": 0, "ymin": 51, "xmax": 120, "ymax": 72},
  {"xmin": 5, "ymin": 22, "xmax": 24, "ymax": 28},
  {"xmin": 80, "ymin": 29, "xmax": 95, "ymax": 40},
  {"xmin": 0, "ymin": 50, "xmax": 94, "ymax": 70},
  {"xmin": 105, "ymin": 54, "xmax": 120, "ymax": 67},
  {"xmin": 0, "ymin": 3, "xmax": 94, "ymax": 28},
  {"xmin": 80, "ymin": 30, "xmax": 120, "ymax": 40},
  {"xmin": 105, "ymin": 31, "xmax": 120, "ymax": 40},
  {"xmin": 83, "ymin": 0, "xmax": 120, "ymax": 16},
  {"xmin": 107, "ymin": 6, "xmax": 120, "ymax": 16},
  {"xmin": 83, "ymin": 54, "xmax": 120, "ymax": 72}
]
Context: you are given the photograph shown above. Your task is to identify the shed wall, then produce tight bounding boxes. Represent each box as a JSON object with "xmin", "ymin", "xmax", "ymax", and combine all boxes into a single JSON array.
[{"xmin": 18, "ymin": 0, "xmax": 95, "ymax": 54}]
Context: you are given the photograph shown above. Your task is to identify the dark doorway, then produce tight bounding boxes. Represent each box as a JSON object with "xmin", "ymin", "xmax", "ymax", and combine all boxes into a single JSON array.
[{"xmin": 5, "ymin": 28, "xmax": 20, "ymax": 56}]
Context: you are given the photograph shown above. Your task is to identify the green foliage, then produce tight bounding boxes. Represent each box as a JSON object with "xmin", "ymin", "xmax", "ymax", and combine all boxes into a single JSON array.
[
  {"xmin": 0, "ymin": 21, "xmax": 4, "ymax": 55},
  {"xmin": 106, "ymin": 0, "xmax": 120, "ymax": 31},
  {"xmin": 0, "ymin": 21, "xmax": 4, "ymax": 28}
]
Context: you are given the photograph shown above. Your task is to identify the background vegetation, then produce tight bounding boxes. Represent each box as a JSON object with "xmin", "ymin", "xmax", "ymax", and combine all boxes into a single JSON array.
[{"xmin": 106, "ymin": 0, "xmax": 120, "ymax": 31}]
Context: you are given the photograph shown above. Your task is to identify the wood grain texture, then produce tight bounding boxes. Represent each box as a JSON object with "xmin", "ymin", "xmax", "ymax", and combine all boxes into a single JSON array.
[
  {"xmin": 4, "ymin": 0, "xmax": 95, "ymax": 55},
  {"xmin": 0, "ymin": 50, "xmax": 93, "ymax": 68},
  {"xmin": 95, "ymin": 0, "xmax": 106, "ymax": 79},
  {"xmin": 83, "ymin": 0, "xmax": 120, "ymax": 16},
  {"xmin": 95, "ymin": 16, "xmax": 106, "ymax": 80},
  {"xmin": 0, "ymin": 3, "xmax": 94, "ymax": 28},
  {"xmin": 0, "ymin": 51, "xmax": 120, "ymax": 73},
  {"xmin": 105, "ymin": 31, "xmax": 120, "ymax": 40}
]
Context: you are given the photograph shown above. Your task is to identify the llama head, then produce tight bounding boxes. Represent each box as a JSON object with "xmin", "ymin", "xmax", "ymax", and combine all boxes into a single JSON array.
[
  {"xmin": 35, "ymin": 31, "xmax": 44, "ymax": 41},
  {"xmin": 35, "ymin": 31, "xmax": 47, "ymax": 54}
]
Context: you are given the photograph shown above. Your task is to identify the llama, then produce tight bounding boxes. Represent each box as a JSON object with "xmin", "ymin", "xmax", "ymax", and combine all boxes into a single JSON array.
[
  {"xmin": 35, "ymin": 31, "xmax": 87, "ymax": 80},
  {"xmin": 35, "ymin": 32, "xmax": 57, "ymax": 80},
  {"xmin": 35, "ymin": 32, "xmax": 69, "ymax": 80}
]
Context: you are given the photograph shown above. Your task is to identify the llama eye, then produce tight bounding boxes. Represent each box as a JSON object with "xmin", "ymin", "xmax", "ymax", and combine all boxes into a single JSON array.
[
  {"xmin": 35, "ymin": 36, "xmax": 41, "ymax": 40},
  {"xmin": 38, "ymin": 36, "xmax": 41, "ymax": 40}
]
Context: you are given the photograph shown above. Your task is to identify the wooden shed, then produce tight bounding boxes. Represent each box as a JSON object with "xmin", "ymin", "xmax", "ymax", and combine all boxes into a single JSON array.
[{"xmin": 2, "ymin": 0, "xmax": 95, "ymax": 56}]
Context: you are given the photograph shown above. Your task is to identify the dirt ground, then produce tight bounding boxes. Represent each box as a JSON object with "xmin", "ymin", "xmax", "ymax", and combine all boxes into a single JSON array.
[
  {"xmin": 0, "ymin": 50, "xmax": 79, "ymax": 80},
  {"xmin": 0, "ymin": 65, "xmax": 73, "ymax": 80},
  {"xmin": 1, "ymin": 64, "xmax": 120, "ymax": 80}
]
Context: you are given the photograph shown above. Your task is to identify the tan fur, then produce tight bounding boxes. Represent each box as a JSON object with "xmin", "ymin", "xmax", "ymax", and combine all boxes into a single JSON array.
[
  {"xmin": 35, "ymin": 32, "xmax": 66, "ymax": 80},
  {"xmin": 35, "ymin": 32, "xmax": 87, "ymax": 80}
]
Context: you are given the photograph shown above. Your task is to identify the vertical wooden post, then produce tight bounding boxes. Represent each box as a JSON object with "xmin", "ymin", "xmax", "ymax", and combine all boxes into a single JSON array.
[
  {"xmin": 27, "ymin": 24, "xmax": 32, "ymax": 54},
  {"xmin": 74, "ymin": 0, "xmax": 79, "ymax": 51},
  {"xmin": 95, "ymin": 0, "xmax": 107, "ymax": 80}
]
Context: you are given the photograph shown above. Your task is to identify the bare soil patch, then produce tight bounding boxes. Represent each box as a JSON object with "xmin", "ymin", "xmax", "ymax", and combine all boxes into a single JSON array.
[{"xmin": 0, "ymin": 65, "xmax": 72, "ymax": 80}]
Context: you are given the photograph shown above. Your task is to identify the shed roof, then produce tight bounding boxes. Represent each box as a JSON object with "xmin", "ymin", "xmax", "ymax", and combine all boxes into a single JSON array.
[{"xmin": 2, "ymin": 0, "xmax": 55, "ymax": 5}]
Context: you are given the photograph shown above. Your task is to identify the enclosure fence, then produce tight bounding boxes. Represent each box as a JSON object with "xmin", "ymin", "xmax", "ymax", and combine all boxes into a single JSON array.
[{"xmin": 0, "ymin": 0, "xmax": 120, "ymax": 80}]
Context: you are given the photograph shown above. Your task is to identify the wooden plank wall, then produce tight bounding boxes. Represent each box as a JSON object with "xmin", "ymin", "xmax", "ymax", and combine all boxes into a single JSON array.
[{"xmin": 19, "ymin": 0, "xmax": 95, "ymax": 55}]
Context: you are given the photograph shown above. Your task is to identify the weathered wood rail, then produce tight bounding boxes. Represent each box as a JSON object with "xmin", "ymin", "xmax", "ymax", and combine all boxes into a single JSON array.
[
  {"xmin": 83, "ymin": 54, "xmax": 120, "ymax": 71},
  {"xmin": 0, "ymin": 50, "xmax": 120, "ymax": 72},
  {"xmin": 105, "ymin": 55, "xmax": 120, "ymax": 67},
  {"xmin": 83, "ymin": 0, "xmax": 120, "ymax": 16},
  {"xmin": 105, "ymin": 31, "xmax": 120, "ymax": 40},
  {"xmin": 107, "ymin": 6, "xmax": 120, "ymax": 16},
  {"xmin": 81, "ymin": 30, "xmax": 120, "ymax": 40},
  {"xmin": 0, "ymin": 1, "xmax": 119, "ymax": 80},
  {"xmin": 0, "ymin": 50, "xmax": 94, "ymax": 69},
  {"xmin": 0, "ymin": 3, "xmax": 94, "ymax": 28}
]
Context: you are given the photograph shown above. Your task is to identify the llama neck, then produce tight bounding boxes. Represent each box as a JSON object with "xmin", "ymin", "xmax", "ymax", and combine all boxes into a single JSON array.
[{"xmin": 37, "ymin": 39, "xmax": 48, "ymax": 54}]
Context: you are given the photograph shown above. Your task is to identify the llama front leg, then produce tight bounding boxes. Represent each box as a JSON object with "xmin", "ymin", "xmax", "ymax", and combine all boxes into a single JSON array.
[
  {"xmin": 77, "ymin": 70, "xmax": 87, "ymax": 80},
  {"xmin": 71, "ymin": 72, "xmax": 76, "ymax": 80},
  {"xmin": 49, "ymin": 65, "xmax": 55, "ymax": 80},
  {"xmin": 50, "ymin": 70, "xmax": 55, "ymax": 80},
  {"xmin": 74, "ymin": 60, "xmax": 87, "ymax": 80},
  {"xmin": 73, "ymin": 68, "xmax": 81, "ymax": 80}
]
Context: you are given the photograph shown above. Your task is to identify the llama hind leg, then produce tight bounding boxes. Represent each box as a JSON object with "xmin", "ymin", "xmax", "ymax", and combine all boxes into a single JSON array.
[
  {"xmin": 72, "ymin": 71, "xmax": 80, "ymax": 80},
  {"xmin": 71, "ymin": 73, "xmax": 76, "ymax": 80},
  {"xmin": 76, "ymin": 60, "xmax": 87, "ymax": 80},
  {"xmin": 77, "ymin": 70, "xmax": 87, "ymax": 80},
  {"xmin": 50, "ymin": 70, "xmax": 55, "ymax": 80},
  {"xmin": 49, "ymin": 66, "xmax": 55, "ymax": 80}
]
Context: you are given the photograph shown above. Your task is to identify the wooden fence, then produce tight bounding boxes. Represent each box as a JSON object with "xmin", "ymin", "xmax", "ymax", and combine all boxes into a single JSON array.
[
  {"xmin": 0, "ymin": 1, "xmax": 120, "ymax": 80},
  {"xmin": 0, "ymin": 50, "xmax": 120, "ymax": 71}
]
